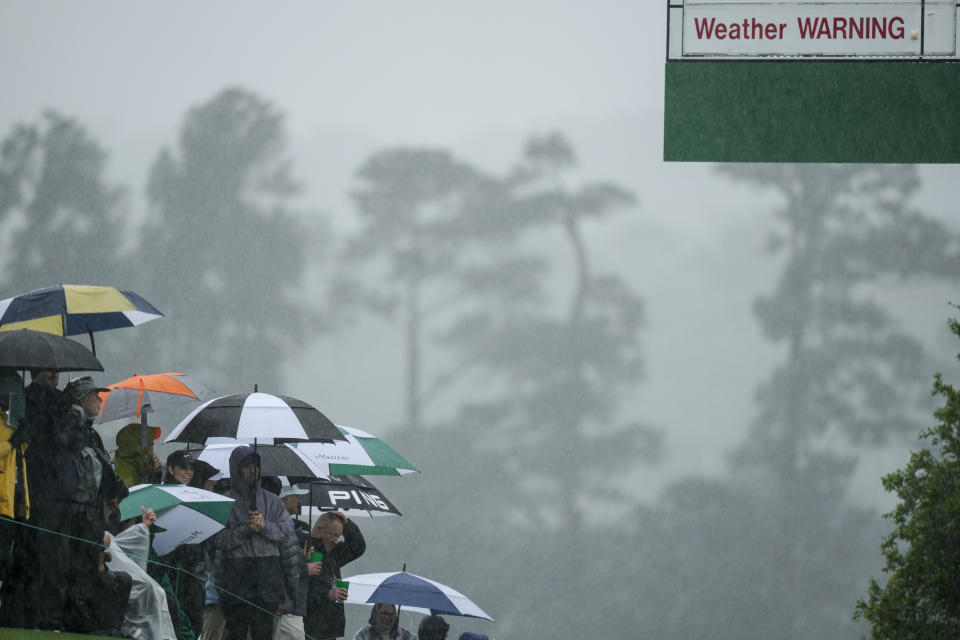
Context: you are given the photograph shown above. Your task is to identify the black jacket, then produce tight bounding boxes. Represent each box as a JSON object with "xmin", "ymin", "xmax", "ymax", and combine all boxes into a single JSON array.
[
  {"xmin": 304, "ymin": 518, "xmax": 366, "ymax": 639},
  {"xmin": 22, "ymin": 384, "xmax": 85, "ymax": 501}
]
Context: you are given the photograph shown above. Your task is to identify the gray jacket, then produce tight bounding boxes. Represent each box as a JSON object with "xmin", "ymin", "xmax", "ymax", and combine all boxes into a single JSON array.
[
  {"xmin": 216, "ymin": 445, "xmax": 293, "ymax": 560},
  {"xmin": 214, "ymin": 446, "xmax": 294, "ymax": 604}
]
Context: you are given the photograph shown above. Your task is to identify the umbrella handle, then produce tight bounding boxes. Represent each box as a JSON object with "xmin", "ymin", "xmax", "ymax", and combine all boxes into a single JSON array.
[
  {"xmin": 140, "ymin": 410, "xmax": 149, "ymax": 449},
  {"xmin": 86, "ymin": 324, "xmax": 96, "ymax": 357},
  {"xmin": 252, "ymin": 439, "xmax": 259, "ymax": 512}
]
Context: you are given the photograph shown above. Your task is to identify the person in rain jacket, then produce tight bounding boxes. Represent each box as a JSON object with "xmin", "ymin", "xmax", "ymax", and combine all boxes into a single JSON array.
[
  {"xmin": 0, "ymin": 370, "xmax": 29, "ymax": 567},
  {"xmin": 305, "ymin": 511, "xmax": 366, "ymax": 640},
  {"xmin": 352, "ymin": 603, "xmax": 416, "ymax": 640},
  {"xmin": 149, "ymin": 450, "xmax": 205, "ymax": 639},
  {"xmin": 62, "ymin": 376, "xmax": 131, "ymax": 632},
  {"xmin": 270, "ymin": 478, "xmax": 322, "ymax": 640},
  {"xmin": 0, "ymin": 369, "xmax": 75, "ymax": 629},
  {"xmin": 113, "ymin": 422, "xmax": 164, "ymax": 487},
  {"xmin": 106, "ymin": 506, "xmax": 179, "ymax": 640},
  {"xmin": 216, "ymin": 446, "xmax": 294, "ymax": 640}
]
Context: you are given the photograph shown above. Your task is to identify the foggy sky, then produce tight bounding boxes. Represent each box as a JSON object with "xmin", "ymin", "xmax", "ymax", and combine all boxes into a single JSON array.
[{"xmin": 1, "ymin": 0, "xmax": 956, "ymax": 514}]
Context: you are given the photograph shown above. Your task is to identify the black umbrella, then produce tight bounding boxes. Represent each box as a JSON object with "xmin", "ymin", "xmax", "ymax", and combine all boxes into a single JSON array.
[
  {"xmin": 194, "ymin": 443, "xmax": 329, "ymax": 479},
  {"xmin": 290, "ymin": 474, "xmax": 402, "ymax": 517},
  {"xmin": 0, "ymin": 329, "xmax": 104, "ymax": 372}
]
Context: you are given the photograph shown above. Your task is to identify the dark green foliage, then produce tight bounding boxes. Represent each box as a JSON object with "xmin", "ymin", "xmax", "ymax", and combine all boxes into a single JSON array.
[{"xmin": 855, "ymin": 316, "xmax": 960, "ymax": 639}]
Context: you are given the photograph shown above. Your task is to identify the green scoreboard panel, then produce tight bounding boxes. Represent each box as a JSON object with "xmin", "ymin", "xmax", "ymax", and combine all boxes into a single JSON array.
[{"xmin": 664, "ymin": 0, "xmax": 960, "ymax": 162}]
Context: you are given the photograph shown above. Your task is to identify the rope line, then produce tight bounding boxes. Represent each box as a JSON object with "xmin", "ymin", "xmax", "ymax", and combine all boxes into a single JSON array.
[{"xmin": 3, "ymin": 517, "xmax": 330, "ymax": 640}]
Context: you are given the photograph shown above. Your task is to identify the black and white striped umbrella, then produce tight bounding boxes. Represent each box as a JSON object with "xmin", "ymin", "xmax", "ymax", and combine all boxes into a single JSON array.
[{"xmin": 163, "ymin": 391, "xmax": 346, "ymax": 445}]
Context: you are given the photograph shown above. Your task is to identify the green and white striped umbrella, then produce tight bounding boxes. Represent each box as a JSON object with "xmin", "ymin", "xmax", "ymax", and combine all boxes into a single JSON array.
[
  {"xmin": 118, "ymin": 483, "xmax": 234, "ymax": 555},
  {"xmin": 288, "ymin": 425, "xmax": 419, "ymax": 476}
]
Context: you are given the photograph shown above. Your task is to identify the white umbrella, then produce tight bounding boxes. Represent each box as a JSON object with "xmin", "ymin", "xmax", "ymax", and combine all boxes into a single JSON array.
[
  {"xmin": 118, "ymin": 483, "xmax": 234, "ymax": 555},
  {"xmin": 288, "ymin": 425, "xmax": 419, "ymax": 476}
]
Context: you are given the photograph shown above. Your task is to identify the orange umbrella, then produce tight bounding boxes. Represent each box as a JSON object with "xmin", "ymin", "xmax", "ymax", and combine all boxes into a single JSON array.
[{"xmin": 99, "ymin": 372, "xmax": 214, "ymax": 422}]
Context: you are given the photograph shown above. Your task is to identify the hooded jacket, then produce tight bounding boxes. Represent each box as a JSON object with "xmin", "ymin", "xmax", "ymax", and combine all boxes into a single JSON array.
[
  {"xmin": 113, "ymin": 423, "xmax": 162, "ymax": 487},
  {"xmin": 353, "ymin": 604, "xmax": 417, "ymax": 640},
  {"xmin": 214, "ymin": 446, "xmax": 293, "ymax": 605}
]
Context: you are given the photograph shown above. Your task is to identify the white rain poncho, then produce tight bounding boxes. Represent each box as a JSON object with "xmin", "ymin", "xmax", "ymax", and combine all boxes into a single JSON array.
[{"xmin": 106, "ymin": 524, "xmax": 178, "ymax": 640}]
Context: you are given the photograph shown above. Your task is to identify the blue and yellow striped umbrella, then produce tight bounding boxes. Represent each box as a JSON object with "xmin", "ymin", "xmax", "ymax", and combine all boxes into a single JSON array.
[{"xmin": 0, "ymin": 285, "xmax": 163, "ymax": 351}]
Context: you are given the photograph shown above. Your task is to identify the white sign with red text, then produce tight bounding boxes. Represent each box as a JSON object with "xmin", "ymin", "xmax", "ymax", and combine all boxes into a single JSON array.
[{"xmin": 667, "ymin": 0, "xmax": 958, "ymax": 59}]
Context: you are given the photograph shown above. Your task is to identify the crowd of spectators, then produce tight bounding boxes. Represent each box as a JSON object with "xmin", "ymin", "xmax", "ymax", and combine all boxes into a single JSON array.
[{"xmin": 0, "ymin": 369, "xmax": 490, "ymax": 640}]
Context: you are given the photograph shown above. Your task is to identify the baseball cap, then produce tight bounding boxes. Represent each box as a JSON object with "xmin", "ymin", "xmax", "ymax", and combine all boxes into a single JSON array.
[
  {"xmin": 166, "ymin": 450, "xmax": 196, "ymax": 469},
  {"xmin": 279, "ymin": 476, "xmax": 309, "ymax": 498}
]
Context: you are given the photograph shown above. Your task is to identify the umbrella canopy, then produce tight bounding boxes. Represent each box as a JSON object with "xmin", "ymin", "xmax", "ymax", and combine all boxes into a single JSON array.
[
  {"xmin": 291, "ymin": 474, "xmax": 401, "ymax": 517},
  {"xmin": 99, "ymin": 372, "xmax": 215, "ymax": 422},
  {"xmin": 0, "ymin": 284, "xmax": 163, "ymax": 337},
  {"xmin": 0, "ymin": 329, "xmax": 103, "ymax": 372},
  {"xmin": 194, "ymin": 443, "xmax": 329, "ymax": 480},
  {"xmin": 288, "ymin": 425, "xmax": 418, "ymax": 476},
  {"xmin": 344, "ymin": 570, "xmax": 494, "ymax": 621},
  {"xmin": 164, "ymin": 391, "xmax": 346, "ymax": 445},
  {"xmin": 118, "ymin": 483, "xmax": 234, "ymax": 555}
]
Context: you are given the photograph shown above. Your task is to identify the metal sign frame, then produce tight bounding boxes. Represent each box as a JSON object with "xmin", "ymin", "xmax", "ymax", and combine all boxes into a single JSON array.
[{"xmin": 668, "ymin": 0, "xmax": 960, "ymax": 61}]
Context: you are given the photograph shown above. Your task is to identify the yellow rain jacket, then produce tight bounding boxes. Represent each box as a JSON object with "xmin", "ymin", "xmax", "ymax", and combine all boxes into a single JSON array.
[{"xmin": 0, "ymin": 411, "xmax": 29, "ymax": 519}]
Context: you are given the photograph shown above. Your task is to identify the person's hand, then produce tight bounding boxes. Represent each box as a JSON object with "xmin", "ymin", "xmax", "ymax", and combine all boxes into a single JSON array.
[
  {"xmin": 150, "ymin": 451, "xmax": 162, "ymax": 473},
  {"xmin": 140, "ymin": 506, "xmax": 157, "ymax": 528},
  {"xmin": 248, "ymin": 510, "xmax": 265, "ymax": 533},
  {"xmin": 328, "ymin": 586, "xmax": 348, "ymax": 603},
  {"xmin": 307, "ymin": 561, "xmax": 323, "ymax": 576}
]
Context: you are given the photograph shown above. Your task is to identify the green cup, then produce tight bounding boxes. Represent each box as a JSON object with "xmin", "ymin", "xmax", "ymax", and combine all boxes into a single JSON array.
[
  {"xmin": 337, "ymin": 580, "xmax": 349, "ymax": 591},
  {"xmin": 310, "ymin": 551, "xmax": 324, "ymax": 562}
]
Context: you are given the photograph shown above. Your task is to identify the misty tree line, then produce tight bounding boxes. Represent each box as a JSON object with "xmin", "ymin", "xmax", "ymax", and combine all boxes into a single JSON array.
[{"xmin": 1, "ymin": 86, "xmax": 957, "ymax": 639}]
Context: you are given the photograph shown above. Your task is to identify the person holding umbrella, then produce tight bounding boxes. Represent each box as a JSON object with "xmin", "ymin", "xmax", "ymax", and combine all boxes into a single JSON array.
[
  {"xmin": 216, "ymin": 445, "xmax": 294, "ymax": 640},
  {"xmin": 62, "ymin": 376, "xmax": 131, "ymax": 629},
  {"xmin": 0, "ymin": 364, "xmax": 91, "ymax": 629},
  {"xmin": 305, "ymin": 511, "xmax": 367, "ymax": 640}
]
